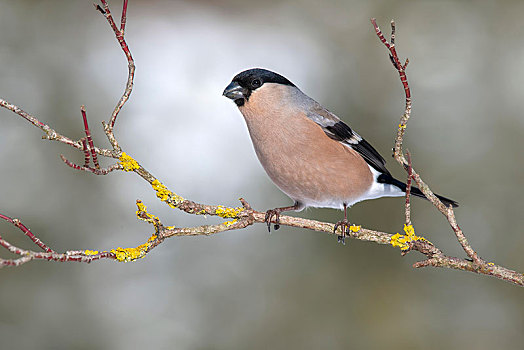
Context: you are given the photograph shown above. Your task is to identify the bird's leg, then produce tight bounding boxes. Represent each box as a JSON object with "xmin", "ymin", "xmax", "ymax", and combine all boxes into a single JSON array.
[
  {"xmin": 264, "ymin": 202, "xmax": 301, "ymax": 232},
  {"xmin": 333, "ymin": 203, "xmax": 350, "ymax": 245}
]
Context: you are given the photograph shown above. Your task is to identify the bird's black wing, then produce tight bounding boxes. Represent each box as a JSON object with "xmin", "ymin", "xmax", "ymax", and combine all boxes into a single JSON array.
[
  {"xmin": 306, "ymin": 104, "xmax": 458, "ymax": 207},
  {"xmin": 307, "ymin": 104, "xmax": 391, "ymax": 175}
]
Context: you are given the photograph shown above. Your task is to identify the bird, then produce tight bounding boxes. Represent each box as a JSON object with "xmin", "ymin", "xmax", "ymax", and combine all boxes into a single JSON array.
[{"xmin": 222, "ymin": 68, "xmax": 457, "ymax": 243}]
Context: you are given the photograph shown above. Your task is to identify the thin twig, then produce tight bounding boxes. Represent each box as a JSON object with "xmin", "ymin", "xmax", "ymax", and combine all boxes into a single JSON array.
[
  {"xmin": 60, "ymin": 155, "xmax": 121, "ymax": 175},
  {"xmin": 81, "ymin": 138, "xmax": 90, "ymax": 167},
  {"xmin": 0, "ymin": 97, "xmax": 114, "ymax": 157},
  {"xmin": 371, "ymin": 18, "xmax": 484, "ymax": 266},
  {"xmin": 121, "ymin": 0, "xmax": 129, "ymax": 33},
  {"xmin": 81, "ymin": 106, "xmax": 100, "ymax": 169},
  {"xmin": 0, "ymin": 213, "xmax": 55, "ymax": 253},
  {"xmin": 98, "ymin": 0, "xmax": 135, "ymax": 131},
  {"xmin": 405, "ymin": 150, "xmax": 412, "ymax": 226}
]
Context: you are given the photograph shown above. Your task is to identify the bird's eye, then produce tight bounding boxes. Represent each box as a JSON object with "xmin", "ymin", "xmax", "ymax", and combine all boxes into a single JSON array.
[{"xmin": 252, "ymin": 79, "xmax": 261, "ymax": 88}]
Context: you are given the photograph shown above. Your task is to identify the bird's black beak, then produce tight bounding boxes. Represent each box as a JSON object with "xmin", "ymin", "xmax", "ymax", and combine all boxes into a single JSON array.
[{"xmin": 223, "ymin": 81, "xmax": 247, "ymax": 106}]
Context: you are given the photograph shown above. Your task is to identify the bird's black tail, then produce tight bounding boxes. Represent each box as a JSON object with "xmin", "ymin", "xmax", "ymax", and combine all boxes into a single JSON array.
[{"xmin": 377, "ymin": 174, "xmax": 458, "ymax": 208}]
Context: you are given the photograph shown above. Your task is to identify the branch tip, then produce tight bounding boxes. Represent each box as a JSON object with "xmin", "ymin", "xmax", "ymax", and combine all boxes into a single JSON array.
[
  {"xmin": 94, "ymin": 3, "xmax": 105, "ymax": 14},
  {"xmin": 239, "ymin": 198, "xmax": 252, "ymax": 211},
  {"xmin": 120, "ymin": 0, "xmax": 129, "ymax": 33},
  {"xmin": 80, "ymin": 105, "xmax": 100, "ymax": 169}
]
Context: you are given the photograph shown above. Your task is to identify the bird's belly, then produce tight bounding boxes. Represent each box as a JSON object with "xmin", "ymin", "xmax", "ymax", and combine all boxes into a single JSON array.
[
  {"xmin": 240, "ymin": 102, "xmax": 374, "ymax": 209},
  {"xmin": 252, "ymin": 138, "xmax": 374, "ymax": 209}
]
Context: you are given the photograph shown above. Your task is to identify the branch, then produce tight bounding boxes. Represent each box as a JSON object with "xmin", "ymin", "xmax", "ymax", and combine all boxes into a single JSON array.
[
  {"xmin": 370, "ymin": 19, "xmax": 501, "ymax": 273},
  {"xmin": 97, "ymin": 0, "xmax": 135, "ymax": 131},
  {"xmin": 0, "ymin": 3, "xmax": 522, "ymax": 286},
  {"xmin": 0, "ymin": 98, "xmax": 114, "ymax": 157},
  {"xmin": 404, "ymin": 150, "xmax": 413, "ymax": 226}
]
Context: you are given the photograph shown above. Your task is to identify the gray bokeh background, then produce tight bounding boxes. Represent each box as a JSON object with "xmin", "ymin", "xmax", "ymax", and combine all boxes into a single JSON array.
[{"xmin": 1, "ymin": 0, "xmax": 523, "ymax": 349}]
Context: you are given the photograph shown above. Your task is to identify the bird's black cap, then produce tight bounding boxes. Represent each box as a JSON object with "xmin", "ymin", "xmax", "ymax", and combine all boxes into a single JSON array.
[
  {"xmin": 224, "ymin": 68, "xmax": 295, "ymax": 106},
  {"xmin": 232, "ymin": 68, "xmax": 295, "ymax": 90}
]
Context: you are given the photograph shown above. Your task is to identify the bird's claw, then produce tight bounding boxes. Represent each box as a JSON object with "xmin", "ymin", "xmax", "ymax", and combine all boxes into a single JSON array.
[
  {"xmin": 264, "ymin": 209, "xmax": 281, "ymax": 232},
  {"xmin": 334, "ymin": 219, "xmax": 351, "ymax": 245}
]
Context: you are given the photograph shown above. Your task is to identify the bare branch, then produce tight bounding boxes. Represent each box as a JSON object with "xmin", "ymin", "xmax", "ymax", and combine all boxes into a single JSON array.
[
  {"xmin": 98, "ymin": 0, "xmax": 135, "ymax": 131},
  {"xmin": 0, "ymin": 97, "xmax": 113, "ymax": 157},
  {"xmin": 370, "ymin": 19, "xmax": 485, "ymax": 267},
  {"xmin": 60, "ymin": 155, "xmax": 121, "ymax": 175},
  {"xmin": 0, "ymin": 212, "xmax": 54, "ymax": 253}
]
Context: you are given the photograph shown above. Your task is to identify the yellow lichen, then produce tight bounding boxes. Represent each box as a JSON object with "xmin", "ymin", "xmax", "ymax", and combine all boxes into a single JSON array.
[
  {"xmin": 224, "ymin": 219, "xmax": 238, "ymax": 227},
  {"xmin": 111, "ymin": 234, "xmax": 158, "ymax": 262},
  {"xmin": 84, "ymin": 249, "xmax": 99, "ymax": 255},
  {"xmin": 390, "ymin": 224, "xmax": 429, "ymax": 251},
  {"xmin": 349, "ymin": 225, "xmax": 361, "ymax": 232},
  {"xmin": 136, "ymin": 201, "xmax": 159, "ymax": 225},
  {"xmin": 119, "ymin": 152, "xmax": 140, "ymax": 172},
  {"xmin": 151, "ymin": 179, "xmax": 184, "ymax": 208},
  {"xmin": 215, "ymin": 205, "xmax": 244, "ymax": 218}
]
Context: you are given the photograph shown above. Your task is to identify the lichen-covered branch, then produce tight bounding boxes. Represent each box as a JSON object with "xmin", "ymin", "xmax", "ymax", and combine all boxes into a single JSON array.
[{"xmin": 0, "ymin": 2, "xmax": 522, "ymax": 286}]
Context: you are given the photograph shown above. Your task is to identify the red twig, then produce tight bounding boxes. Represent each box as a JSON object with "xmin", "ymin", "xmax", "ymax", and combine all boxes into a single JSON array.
[
  {"xmin": 81, "ymin": 138, "xmax": 90, "ymax": 167},
  {"xmin": 60, "ymin": 155, "xmax": 120, "ymax": 175},
  {"xmin": 0, "ymin": 212, "xmax": 54, "ymax": 253},
  {"xmin": 99, "ymin": 0, "xmax": 119, "ymax": 33},
  {"xmin": 371, "ymin": 19, "xmax": 410, "ymax": 99},
  {"xmin": 95, "ymin": 4, "xmax": 105, "ymax": 15},
  {"xmin": 121, "ymin": 0, "xmax": 128, "ymax": 33},
  {"xmin": 57, "ymin": 106, "xmax": 109, "ymax": 174},
  {"xmin": 97, "ymin": 0, "xmax": 135, "ymax": 129},
  {"xmin": 81, "ymin": 105, "xmax": 100, "ymax": 169}
]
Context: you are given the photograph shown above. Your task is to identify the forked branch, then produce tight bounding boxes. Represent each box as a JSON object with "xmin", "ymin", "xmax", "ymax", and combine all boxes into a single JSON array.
[{"xmin": 371, "ymin": 19, "xmax": 483, "ymax": 266}]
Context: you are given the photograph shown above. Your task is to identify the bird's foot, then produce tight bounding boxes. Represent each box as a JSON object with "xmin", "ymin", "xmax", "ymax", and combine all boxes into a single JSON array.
[
  {"xmin": 264, "ymin": 209, "xmax": 282, "ymax": 232},
  {"xmin": 334, "ymin": 219, "xmax": 351, "ymax": 245},
  {"xmin": 264, "ymin": 203, "xmax": 301, "ymax": 232}
]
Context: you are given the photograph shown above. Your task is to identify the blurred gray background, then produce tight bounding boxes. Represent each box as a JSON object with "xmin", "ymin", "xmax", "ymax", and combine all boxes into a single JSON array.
[{"xmin": 1, "ymin": 0, "xmax": 523, "ymax": 349}]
